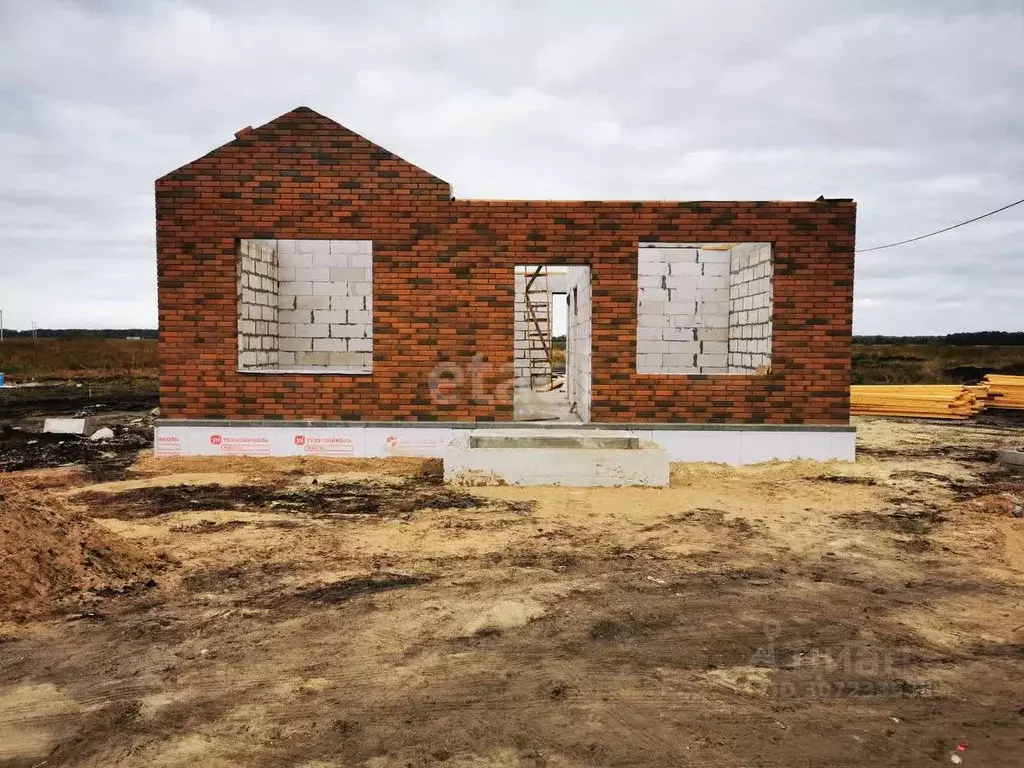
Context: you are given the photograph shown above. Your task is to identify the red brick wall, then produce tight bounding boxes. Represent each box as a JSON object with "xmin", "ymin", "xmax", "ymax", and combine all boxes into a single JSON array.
[{"xmin": 157, "ymin": 107, "xmax": 856, "ymax": 424}]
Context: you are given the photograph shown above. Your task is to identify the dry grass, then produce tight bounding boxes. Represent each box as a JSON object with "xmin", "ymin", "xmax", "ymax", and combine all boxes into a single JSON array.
[
  {"xmin": 853, "ymin": 343, "xmax": 1024, "ymax": 384},
  {"xmin": 0, "ymin": 338, "xmax": 157, "ymax": 382},
  {"xmin": 3, "ymin": 337, "xmax": 1023, "ymax": 388}
]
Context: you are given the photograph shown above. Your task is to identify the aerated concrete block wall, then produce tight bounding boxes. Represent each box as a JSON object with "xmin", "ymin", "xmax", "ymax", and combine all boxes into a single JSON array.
[
  {"xmin": 237, "ymin": 239, "xmax": 279, "ymax": 369},
  {"xmin": 514, "ymin": 269, "xmax": 551, "ymax": 390},
  {"xmin": 728, "ymin": 243, "xmax": 773, "ymax": 373},
  {"xmin": 566, "ymin": 266, "xmax": 593, "ymax": 422},
  {"xmin": 636, "ymin": 244, "xmax": 731, "ymax": 374},
  {"xmin": 276, "ymin": 240, "xmax": 373, "ymax": 372}
]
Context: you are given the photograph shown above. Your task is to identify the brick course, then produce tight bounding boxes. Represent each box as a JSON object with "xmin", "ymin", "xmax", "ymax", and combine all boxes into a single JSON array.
[{"xmin": 157, "ymin": 107, "xmax": 855, "ymax": 424}]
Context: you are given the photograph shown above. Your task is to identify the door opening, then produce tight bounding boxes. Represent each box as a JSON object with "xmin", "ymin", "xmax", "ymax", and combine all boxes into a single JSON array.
[{"xmin": 513, "ymin": 265, "xmax": 591, "ymax": 423}]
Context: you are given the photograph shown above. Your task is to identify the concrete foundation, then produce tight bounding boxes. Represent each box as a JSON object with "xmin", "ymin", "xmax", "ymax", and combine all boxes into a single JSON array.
[
  {"xmin": 155, "ymin": 421, "xmax": 855, "ymax": 464},
  {"xmin": 444, "ymin": 430, "xmax": 669, "ymax": 486}
]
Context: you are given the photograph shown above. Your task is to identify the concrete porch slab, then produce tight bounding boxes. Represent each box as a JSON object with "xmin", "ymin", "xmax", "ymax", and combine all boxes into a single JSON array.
[{"xmin": 444, "ymin": 429, "xmax": 669, "ymax": 487}]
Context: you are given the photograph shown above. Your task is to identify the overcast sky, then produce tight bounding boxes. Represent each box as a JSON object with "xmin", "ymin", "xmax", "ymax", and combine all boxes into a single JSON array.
[{"xmin": 1, "ymin": 0, "xmax": 1021, "ymax": 334}]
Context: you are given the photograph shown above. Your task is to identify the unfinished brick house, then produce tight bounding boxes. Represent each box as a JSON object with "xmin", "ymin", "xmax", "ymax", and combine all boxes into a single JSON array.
[{"xmin": 155, "ymin": 106, "xmax": 856, "ymax": 463}]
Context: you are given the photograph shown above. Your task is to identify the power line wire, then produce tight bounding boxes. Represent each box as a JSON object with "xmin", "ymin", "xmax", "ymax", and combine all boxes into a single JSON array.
[{"xmin": 855, "ymin": 196, "xmax": 1024, "ymax": 253}]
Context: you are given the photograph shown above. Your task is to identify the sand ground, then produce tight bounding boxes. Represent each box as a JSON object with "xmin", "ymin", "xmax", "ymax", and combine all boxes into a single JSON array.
[{"xmin": 1, "ymin": 416, "xmax": 1023, "ymax": 767}]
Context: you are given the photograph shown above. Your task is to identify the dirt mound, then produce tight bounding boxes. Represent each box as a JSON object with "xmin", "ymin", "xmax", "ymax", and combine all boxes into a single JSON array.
[{"xmin": 0, "ymin": 475, "xmax": 158, "ymax": 621}]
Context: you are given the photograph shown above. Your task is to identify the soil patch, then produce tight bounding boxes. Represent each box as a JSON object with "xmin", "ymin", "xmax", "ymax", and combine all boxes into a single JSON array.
[
  {"xmin": 0, "ymin": 424, "xmax": 150, "ymax": 479},
  {"xmin": 838, "ymin": 507, "xmax": 945, "ymax": 535},
  {"xmin": 0, "ymin": 475, "xmax": 159, "ymax": 621},
  {"xmin": 858, "ymin": 443, "xmax": 999, "ymax": 463},
  {"xmin": 816, "ymin": 474, "xmax": 878, "ymax": 485},
  {"xmin": 0, "ymin": 385, "xmax": 157, "ymax": 420},
  {"xmin": 297, "ymin": 573, "xmax": 432, "ymax": 604},
  {"xmin": 78, "ymin": 478, "xmax": 534, "ymax": 520}
]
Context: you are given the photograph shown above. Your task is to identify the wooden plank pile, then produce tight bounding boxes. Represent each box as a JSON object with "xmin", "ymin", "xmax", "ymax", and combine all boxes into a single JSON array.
[
  {"xmin": 850, "ymin": 385, "xmax": 984, "ymax": 420},
  {"xmin": 983, "ymin": 375, "xmax": 1024, "ymax": 410}
]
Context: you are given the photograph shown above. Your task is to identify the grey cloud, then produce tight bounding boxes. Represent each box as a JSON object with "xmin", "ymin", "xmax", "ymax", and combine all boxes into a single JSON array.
[{"xmin": 0, "ymin": 0, "xmax": 1021, "ymax": 333}]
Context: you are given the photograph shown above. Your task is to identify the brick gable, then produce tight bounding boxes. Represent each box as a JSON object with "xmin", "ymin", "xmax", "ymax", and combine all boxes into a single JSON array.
[{"xmin": 156, "ymin": 108, "xmax": 855, "ymax": 424}]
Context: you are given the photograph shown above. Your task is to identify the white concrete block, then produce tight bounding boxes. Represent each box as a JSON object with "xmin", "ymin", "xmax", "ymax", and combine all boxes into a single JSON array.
[
  {"xmin": 663, "ymin": 353, "xmax": 698, "ymax": 368},
  {"xmin": 313, "ymin": 338, "xmax": 348, "ymax": 352},
  {"xmin": 637, "ymin": 353, "xmax": 663, "ymax": 370},
  {"xmin": 663, "ymin": 329, "xmax": 698, "ymax": 345},
  {"xmin": 331, "ymin": 296, "xmax": 365, "ymax": 311},
  {"xmin": 700, "ymin": 303, "xmax": 733, "ymax": 317},
  {"xmin": 658, "ymin": 249, "xmax": 701, "ymax": 263},
  {"xmin": 294, "ymin": 240, "xmax": 330, "ymax": 256},
  {"xmin": 664, "ymin": 276, "xmax": 697, "ymax": 291},
  {"xmin": 328, "ymin": 352, "xmax": 366, "ymax": 367},
  {"xmin": 312, "ymin": 281, "xmax": 348, "ymax": 296},
  {"xmin": 329, "ymin": 267, "xmax": 368, "ymax": 283},
  {"xmin": 638, "ymin": 275, "xmax": 663, "ymax": 289},
  {"xmin": 637, "ymin": 340, "xmax": 669, "ymax": 355},
  {"xmin": 697, "ymin": 354, "xmax": 728, "ymax": 368},
  {"xmin": 280, "ymin": 336, "xmax": 312, "ymax": 352},
  {"xmin": 666, "ymin": 313, "xmax": 698, "ymax": 327},
  {"xmin": 281, "ymin": 281, "xmax": 312, "ymax": 296},
  {"xmin": 348, "ymin": 337, "xmax": 372, "ymax": 352},
  {"xmin": 295, "ymin": 295, "xmax": 330, "ymax": 310},
  {"xmin": 279, "ymin": 309, "xmax": 311, "ymax": 324},
  {"xmin": 278, "ymin": 251, "xmax": 312, "ymax": 269},
  {"xmin": 330, "ymin": 324, "xmax": 363, "ymax": 338},
  {"xmin": 697, "ymin": 328, "xmax": 728, "ymax": 342},
  {"xmin": 313, "ymin": 309, "xmax": 347, "ymax": 324},
  {"xmin": 44, "ymin": 418, "xmax": 85, "ymax": 435},
  {"xmin": 330, "ymin": 240, "xmax": 370, "ymax": 254},
  {"xmin": 295, "ymin": 351, "xmax": 331, "ymax": 366},
  {"xmin": 294, "ymin": 267, "xmax": 330, "ymax": 282},
  {"xmin": 311, "ymin": 252, "xmax": 348, "ymax": 268},
  {"xmin": 638, "ymin": 260, "xmax": 668, "ymax": 277},
  {"xmin": 637, "ymin": 326, "xmax": 663, "ymax": 341},
  {"xmin": 669, "ymin": 262, "xmax": 702, "ymax": 276},
  {"xmin": 294, "ymin": 323, "xmax": 328, "ymax": 338},
  {"xmin": 697, "ymin": 249, "xmax": 731, "ymax": 264},
  {"xmin": 347, "ymin": 309, "xmax": 371, "ymax": 324}
]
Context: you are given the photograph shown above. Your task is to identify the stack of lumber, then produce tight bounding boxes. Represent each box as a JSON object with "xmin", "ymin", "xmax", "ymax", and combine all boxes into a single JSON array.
[
  {"xmin": 983, "ymin": 375, "xmax": 1024, "ymax": 410},
  {"xmin": 850, "ymin": 385, "xmax": 984, "ymax": 420}
]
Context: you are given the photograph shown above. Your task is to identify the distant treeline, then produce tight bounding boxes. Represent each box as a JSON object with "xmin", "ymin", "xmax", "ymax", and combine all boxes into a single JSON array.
[
  {"xmin": 1, "ymin": 329, "xmax": 158, "ymax": 339},
  {"xmin": 855, "ymin": 332, "xmax": 1024, "ymax": 346}
]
